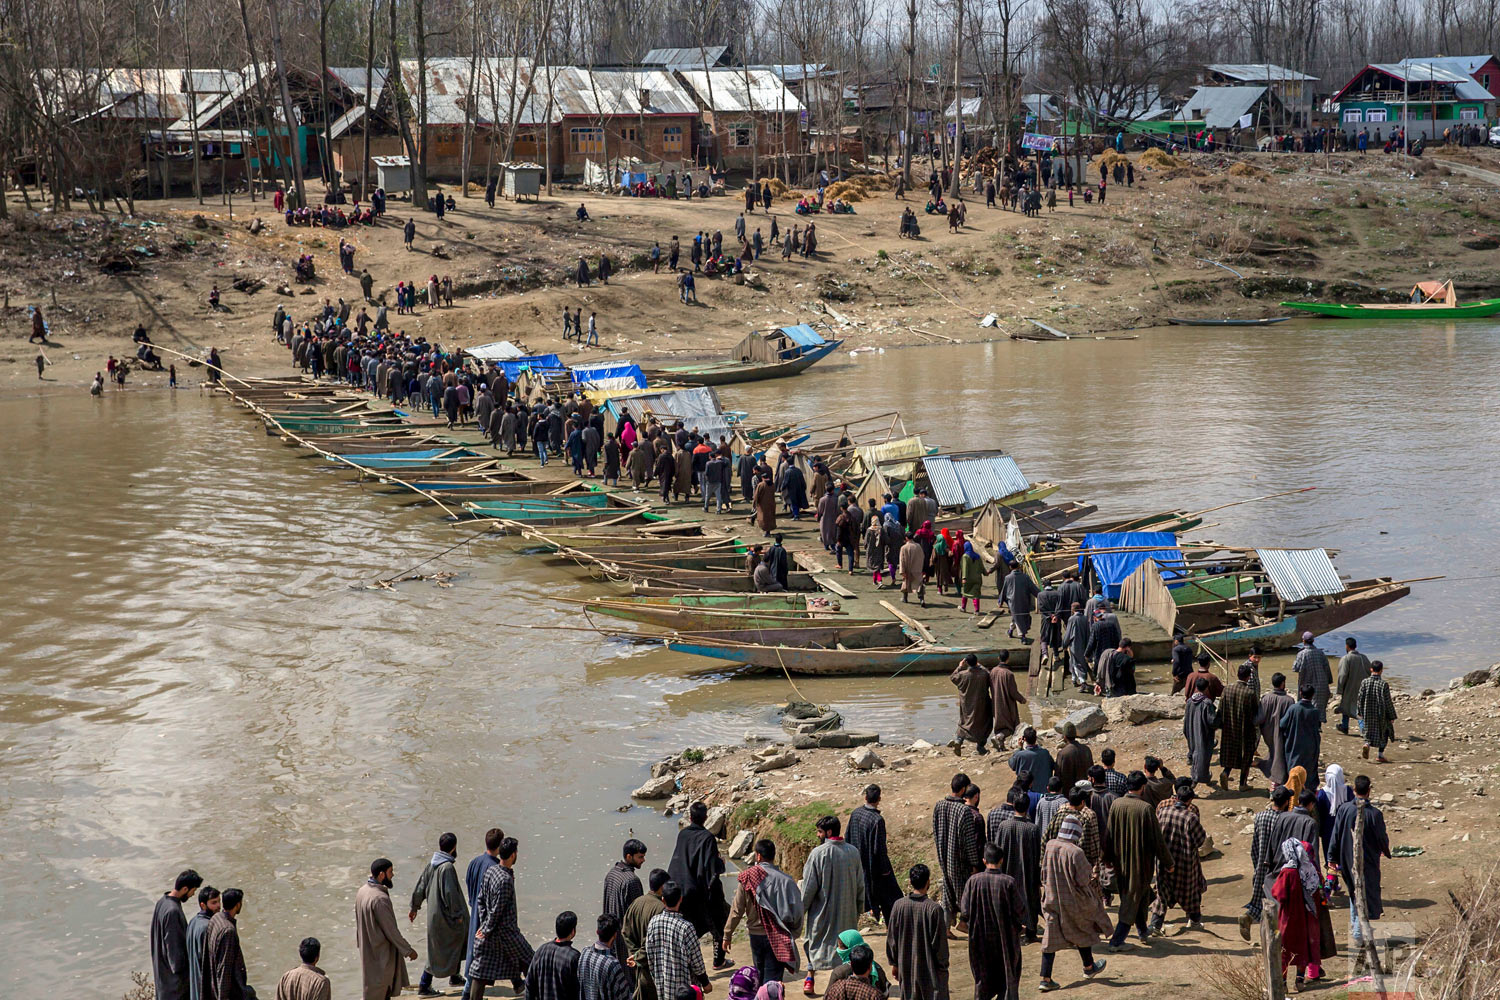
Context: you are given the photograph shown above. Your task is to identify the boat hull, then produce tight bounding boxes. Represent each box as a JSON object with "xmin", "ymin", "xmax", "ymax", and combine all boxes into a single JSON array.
[
  {"xmin": 643, "ymin": 340, "xmax": 843, "ymax": 386},
  {"xmin": 1281, "ymin": 299, "xmax": 1500, "ymax": 319}
]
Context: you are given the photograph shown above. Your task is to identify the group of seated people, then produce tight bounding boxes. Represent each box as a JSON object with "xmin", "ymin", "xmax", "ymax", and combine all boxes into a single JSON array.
[
  {"xmin": 701, "ymin": 252, "xmax": 745, "ymax": 277},
  {"xmin": 924, "ymin": 196, "xmax": 948, "ymax": 215},
  {"xmin": 285, "ymin": 205, "xmax": 377, "ymax": 228},
  {"xmin": 294, "ymin": 254, "xmax": 316, "ymax": 282}
]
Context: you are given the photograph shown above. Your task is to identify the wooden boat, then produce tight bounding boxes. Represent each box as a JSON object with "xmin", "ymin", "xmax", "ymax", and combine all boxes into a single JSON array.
[
  {"xmin": 1014, "ymin": 319, "xmax": 1140, "ymax": 342},
  {"xmin": 585, "ymin": 603, "xmax": 863, "ymax": 631},
  {"xmin": 472, "ymin": 509, "xmax": 660, "ymax": 528},
  {"xmin": 641, "ymin": 339, "xmax": 843, "ymax": 386},
  {"xmin": 571, "ymin": 552, "xmax": 753, "ymax": 573},
  {"xmin": 517, "ymin": 526, "xmax": 724, "ymax": 550},
  {"xmin": 1166, "ymin": 317, "xmax": 1290, "ymax": 326},
  {"xmin": 342, "ymin": 447, "xmax": 486, "ymax": 469},
  {"xmin": 578, "ymin": 594, "xmax": 838, "ymax": 611},
  {"xmin": 552, "ymin": 543, "xmax": 747, "ymax": 565},
  {"xmin": 663, "ymin": 638, "xmax": 1005, "ymax": 675},
  {"xmin": 297, "ymin": 435, "xmax": 450, "ymax": 454},
  {"xmin": 630, "ymin": 571, "xmax": 817, "ymax": 593},
  {"xmin": 628, "ymin": 622, "xmax": 910, "ymax": 648},
  {"xmin": 1282, "ymin": 281, "xmax": 1500, "ymax": 319}
]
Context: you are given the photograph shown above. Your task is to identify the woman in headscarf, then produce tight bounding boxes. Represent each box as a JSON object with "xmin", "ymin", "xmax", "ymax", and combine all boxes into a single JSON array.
[
  {"xmin": 881, "ymin": 513, "xmax": 904, "ymax": 582},
  {"xmin": 934, "ymin": 528, "xmax": 955, "ymax": 594},
  {"xmin": 960, "ymin": 541, "xmax": 986, "ymax": 614},
  {"xmin": 1270, "ymin": 838, "xmax": 1324, "ymax": 992},
  {"xmin": 728, "ymin": 966, "xmax": 761, "ymax": 1000},
  {"xmin": 864, "ymin": 516, "xmax": 886, "ymax": 585},
  {"xmin": 1316, "ymin": 764, "xmax": 1351, "ymax": 893},
  {"xmin": 913, "ymin": 521, "xmax": 937, "ymax": 583}
]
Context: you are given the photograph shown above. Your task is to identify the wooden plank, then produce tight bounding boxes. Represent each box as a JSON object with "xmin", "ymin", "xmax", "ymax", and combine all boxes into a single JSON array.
[
  {"xmin": 815, "ymin": 576, "xmax": 856, "ymax": 598},
  {"xmin": 1028, "ymin": 640, "xmax": 1044, "ymax": 678},
  {"xmin": 880, "ymin": 599, "xmax": 935, "ymax": 644},
  {"xmin": 975, "ymin": 612, "xmax": 999, "ymax": 629}
]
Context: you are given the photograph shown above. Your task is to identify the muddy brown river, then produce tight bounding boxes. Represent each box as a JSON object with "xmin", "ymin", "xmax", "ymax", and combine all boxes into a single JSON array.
[{"xmin": 2, "ymin": 319, "xmax": 1494, "ymax": 994}]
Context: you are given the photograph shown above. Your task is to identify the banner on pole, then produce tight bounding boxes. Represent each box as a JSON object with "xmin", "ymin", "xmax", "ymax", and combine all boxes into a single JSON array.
[{"xmin": 1021, "ymin": 132, "xmax": 1058, "ymax": 152}]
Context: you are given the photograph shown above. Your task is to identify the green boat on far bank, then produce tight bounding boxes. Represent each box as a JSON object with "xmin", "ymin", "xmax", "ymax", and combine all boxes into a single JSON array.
[{"xmin": 1283, "ymin": 280, "xmax": 1500, "ymax": 319}]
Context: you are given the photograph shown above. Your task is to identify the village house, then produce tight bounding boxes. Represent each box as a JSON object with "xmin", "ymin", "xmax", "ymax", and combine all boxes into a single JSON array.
[
  {"xmin": 1174, "ymin": 85, "xmax": 1288, "ymax": 136},
  {"xmin": 672, "ymin": 67, "xmax": 804, "ymax": 170},
  {"xmin": 1332, "ymin": 61, "xmax": 1495, "ymax": 140},
  {"xmin": 1200, "ymin": 64, "xmax": 1318, "ymax": 127}
]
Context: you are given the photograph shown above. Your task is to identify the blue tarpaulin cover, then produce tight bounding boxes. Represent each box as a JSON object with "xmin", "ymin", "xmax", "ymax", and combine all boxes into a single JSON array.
[
  {"xmin": 780, "ymin": 323, "xmax": 826, "ymax": 348},
  {"xmin": 1079, "ymin": 532, "xmax": 1185, "ymax": 599},
  {"xmin": 497, "ymin": 354, "xmax": 563, "ymax": 378},
  {"xmin": 570, "ymin": 363, "xmax": 647, "ymax": 389}
]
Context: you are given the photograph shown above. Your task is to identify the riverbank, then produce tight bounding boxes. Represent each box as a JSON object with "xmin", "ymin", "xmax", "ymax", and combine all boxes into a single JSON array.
[
  {"xmin": 8, "ymin": 147, "xmax": 1500, "ymax": 394},
  {"xmin": 651, "ymin": 669, "xmax": 1500, "ymax": 998}
]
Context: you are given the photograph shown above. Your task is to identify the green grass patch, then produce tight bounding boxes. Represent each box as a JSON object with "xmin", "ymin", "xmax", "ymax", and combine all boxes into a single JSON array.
[
  {"xmin": 730, "ymin": 798, "xmax": 775, "ymax": 830},
  {"xmin": 769, "ymin": 800, "xmax": 841, "ymax": 846},
  {"xmin": 680, "ymin": 748, "xmax": 706, "ymax": 764}
]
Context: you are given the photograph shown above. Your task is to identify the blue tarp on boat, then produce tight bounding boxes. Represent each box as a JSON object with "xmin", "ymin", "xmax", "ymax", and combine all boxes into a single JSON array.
[
  {"xmin": 496, "ymin": 354, "xmax": 564, "ymax": 378},
  {"xmin": 780, "ymin": 323, "xmax": 826, "ymax": 349},
  {"xmin": 570, "ymin": 362, "xmax": 647, "ymax": 389},
  {"xmin": 1079, "ymin": 532, "xmax": 1185, "ymax": 599}
]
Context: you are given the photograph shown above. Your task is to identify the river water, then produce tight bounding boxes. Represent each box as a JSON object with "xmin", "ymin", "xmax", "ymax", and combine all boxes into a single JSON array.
[{"xmin": 2, "ymin": 319, "xmax": 1496, "ymax": 995}]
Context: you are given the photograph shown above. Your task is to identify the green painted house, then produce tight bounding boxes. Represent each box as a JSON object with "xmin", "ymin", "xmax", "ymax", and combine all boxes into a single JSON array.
[{"xmin": 1333, "ymin": 62, "xmax": 1494, "ymax": 139}]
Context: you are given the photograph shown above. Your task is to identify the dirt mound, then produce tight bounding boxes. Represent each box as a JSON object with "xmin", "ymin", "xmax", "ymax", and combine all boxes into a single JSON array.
[
  {"xmin": 1137, "ymin": 148, "xmax": 1204, "ymax": 177},
  {"xmin": 1226, "ymin": 161, "xmax": 1267, "ymax": 180},
  {"xmin": 823, "ymin": 180, "xmax": 867, "ymax": 202}
]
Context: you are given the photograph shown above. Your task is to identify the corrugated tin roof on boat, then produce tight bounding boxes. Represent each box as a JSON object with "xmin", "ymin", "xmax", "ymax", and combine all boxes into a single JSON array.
[
  {"xmin": 1256, "ymin": 548, "xmax": 1345, "ymax": 603},
  {"xmin": 921, "ymin": 454, "xmax": 1030, "ymax": 508}
]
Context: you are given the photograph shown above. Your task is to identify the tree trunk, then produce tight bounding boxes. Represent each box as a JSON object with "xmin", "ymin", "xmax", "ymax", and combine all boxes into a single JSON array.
[
  {"xmin": 414, "ymin": 0, "xmax": 430, "ymax": 197},
  {"xmin": 265, "ymin": 0, "xmax": 307, "ymax": 206},
  {"xmin": 361, "ymin": 0, "xmax": 377, "ymax": 199},
  {"xmin": 235, "ymin": 0, "xmax": 278, "ymax": 201},
  {"xmin": 948, "ymin": 0, "xmax": 964, "ymax": 199},
  {"xmin": 902, "ymin": 0, "xmax": 916, "ymax": 185},
  {"xmin": 183, "ymin": 23, "xmax": 205, "ymax": 204},
  {"xmin": 388, "ymin": 0, "xmax": 428, "ymax": 205},
  {"xmin": 320, "ymin": 0, "xmax": 337, "ymax": 191}
]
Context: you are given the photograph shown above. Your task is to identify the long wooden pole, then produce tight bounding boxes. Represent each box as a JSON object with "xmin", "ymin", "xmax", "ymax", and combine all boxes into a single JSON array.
[
  {"xmin": 1352, "ymin": 800, "xmax": 1388, "ymax": 991},
  {"xmin": 1184, "ymin": 487, "xmax": 1316, "ymax": 519}
]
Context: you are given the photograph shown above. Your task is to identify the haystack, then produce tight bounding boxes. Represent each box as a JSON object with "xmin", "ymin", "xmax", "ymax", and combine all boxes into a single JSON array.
[{"xmin": 1226, "ymin": 161, "xmax": 1267, "ymax": 181}]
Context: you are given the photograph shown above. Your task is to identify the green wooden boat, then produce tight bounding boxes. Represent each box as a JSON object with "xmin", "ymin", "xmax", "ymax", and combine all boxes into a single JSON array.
[
  {"xmin": 466, "ymin": 493, "xmax": 613, "ymax": 511},
  {"xmin": 1283, "ymin": 282, "xmax": 1500, "ymax": 319},
  {"xmin": 1282, "ymin": 298, "xmax": 1500, "ymax": 318}
]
